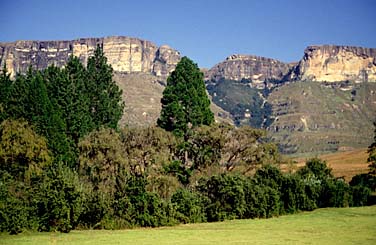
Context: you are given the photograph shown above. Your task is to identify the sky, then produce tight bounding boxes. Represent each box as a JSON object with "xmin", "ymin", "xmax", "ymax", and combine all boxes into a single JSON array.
[{"xmin": 1, "ymin": 0, "xmax": 375, "ymax": 68}]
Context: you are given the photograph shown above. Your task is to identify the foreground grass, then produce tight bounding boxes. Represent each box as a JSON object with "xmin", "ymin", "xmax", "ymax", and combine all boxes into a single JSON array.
[{"xmin": 1, "ymin": 206, "xmax": 376, "ymax": 244}]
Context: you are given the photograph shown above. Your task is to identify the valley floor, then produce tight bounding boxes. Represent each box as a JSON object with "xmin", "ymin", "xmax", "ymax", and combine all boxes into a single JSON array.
[{"xmin": 2, "ymin": 206, "xmax": 375, "ymax": 245}]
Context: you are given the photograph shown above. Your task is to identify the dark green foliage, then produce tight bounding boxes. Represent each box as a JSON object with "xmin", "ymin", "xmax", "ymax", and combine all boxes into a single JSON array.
[
  {"xmin": 171, "ymin": 188, "xmax": 205, "ymax": 223},
  {"xmin": 197, "ymin": 174, "xmax": 247, "ymax": 221},
  {"xmin": 158, "ymin": 57, "xmax": 214, "ymax": 137},
  {"xmin": 351, "ymin": 185, "xmax": 371, "ymax": 206},
  {"xmin": 163, "ymin": 160, "xmax": 192, "ymax": 185},
  {"xmin": 243, "ymin": 181, "xmax": 282, "ymax": 218},
  {"xmin": 0, "ymin": 66, "xmax": 12, "ymax": 121},
  {"xmin": 349, "ymin": 173, "xmax": 374, "ymax": 206},
  {"xmin": 320, "ymin": 178, "xmax": 352, "ymax": 207},
  {"xmin": 283, "ymin": 174, "xmax": 319, "ymax": 212},
  {"xmin": 254, "ymin": 164, "xmax": 284, "ymax": 190},
  {"xmin": 367, "ymin": 121, "xmax": 376, "ymax": 175},
  {"xmin": 350, "ymin": 173, "xmax": 376, "ymax": 192},
  {"xmin": 297, "ymin": 158, "xmax": 333, "ymax": 181},
  {"xmin": 35, "ymin": 163, "xmax": 87, "ymax": 232},
  {"xmin": 0, "ymin": 171, "xmax": 37, "ymax": 234},
  {"xmin": 0, "ymin": 46, "xmax": 124, "ymax": 168},
  {"xmin": 86, "ymin": 46, "xmax": 124, "ymax": 129}
]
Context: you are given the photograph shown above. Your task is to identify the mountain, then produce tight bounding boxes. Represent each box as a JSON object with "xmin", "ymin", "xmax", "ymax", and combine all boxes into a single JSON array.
[
  {"xmin": 0, "ymin": 36, "xmax": 180, "ymax": 79},
  {"xmin": 206, "ymin": 45, "xmax": 376, "ymax": 155},
  {"xmin": 1, "ymin": 36, "xmax": 375, "ymax": 155}
]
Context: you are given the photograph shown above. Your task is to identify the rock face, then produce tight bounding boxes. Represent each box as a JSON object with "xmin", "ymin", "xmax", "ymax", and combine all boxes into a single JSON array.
[
  {"xmin": 205, "ymin": 54, "xmax": 292, "ymax": 86},
  {"xmin": 289, "ymin": 45, "xmax": 376, "ymax": 82},
  {"xmin": 0, "ymin": 36, "xmax": 181, "ymax": 79}
]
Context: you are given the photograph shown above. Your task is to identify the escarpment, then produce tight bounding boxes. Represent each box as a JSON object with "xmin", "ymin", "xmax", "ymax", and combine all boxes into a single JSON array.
[{"xmin": 0, "ymin": 36, "xmax": 181, "ymax": 79}]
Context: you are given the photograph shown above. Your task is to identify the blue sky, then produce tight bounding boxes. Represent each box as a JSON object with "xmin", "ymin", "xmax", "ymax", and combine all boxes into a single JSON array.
[{"xmin": 1, "ymin": 0, "xmax": 375, "ymax": 68}]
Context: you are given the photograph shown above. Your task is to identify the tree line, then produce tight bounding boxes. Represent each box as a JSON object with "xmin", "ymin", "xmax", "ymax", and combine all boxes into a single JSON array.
[{"xmin": 0, "ymin": 48, "xmax": 375, "ymax": 234}]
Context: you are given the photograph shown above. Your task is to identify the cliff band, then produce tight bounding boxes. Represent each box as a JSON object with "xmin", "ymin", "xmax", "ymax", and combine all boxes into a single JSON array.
[{"xmin": 0, "ymin": 36, "xmax": 181, "ymax": 79}]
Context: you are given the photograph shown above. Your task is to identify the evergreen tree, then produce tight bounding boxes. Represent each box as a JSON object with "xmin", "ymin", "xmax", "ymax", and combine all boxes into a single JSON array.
[
  {"xmin": 0, "ymin": 65, "xmax": 12, "ymax": 121},
  {"xmin": 44, "ymin": 58, "xmax": 93, "ymax": 144},
  {"xmin": 86, "ymin": 45, "xmax": 124, "ymax": 129},
  {"xmin": 157, "ymin": 57, "xmax": 214, "ymax": 137},
  {"xmin": 368, "ymin": 121, "xmax": 376, "ymax": 175},
  {"xmin": 27, "ymin": 70, "xmax": 72, "ymax": 163}
]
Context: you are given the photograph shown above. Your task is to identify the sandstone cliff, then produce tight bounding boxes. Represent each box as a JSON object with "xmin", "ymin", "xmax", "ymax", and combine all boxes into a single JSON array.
[
  {"xmin": 0, "ymin": 36, "xmax": 181, "ymax": 79},
  {"xmin": 205, "ymin": 54, "xmax": 292, "ymax": 87},
  {"xmin": 289, "ymin": 45, "xmax": 376, "ymax": 82}
]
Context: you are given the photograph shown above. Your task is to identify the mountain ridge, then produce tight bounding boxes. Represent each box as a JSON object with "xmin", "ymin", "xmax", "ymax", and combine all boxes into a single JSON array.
[
  {"xmin": 1, "ymin": 36, "xmax": 375, "ymax": 155},
  {"xmin": 0, "ymin": 36, "xmax": 181, "ymax": 79}
]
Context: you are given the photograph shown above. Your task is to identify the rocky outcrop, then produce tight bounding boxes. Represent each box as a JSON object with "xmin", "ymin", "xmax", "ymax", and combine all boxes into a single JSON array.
[
  {"xmin": 205, "ymin": 54, "xmax": 292, "ymax": 87},
  {"xmin": 0, "ymin": 36, "xmax": 181, "ymax": 79},
  {"xmin": 289, "ymin": 45, "xmax": 376, "ymax": 82}
]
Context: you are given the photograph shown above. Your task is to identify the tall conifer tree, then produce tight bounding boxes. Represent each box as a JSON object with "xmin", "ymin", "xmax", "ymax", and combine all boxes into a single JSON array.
[
  {"xmin": 158, "ymin": 57, "xmax": 214, "ymax": 137},
  {"xmin": 86, "ymin": 46, "xmax": 124, "ymax": 129}
]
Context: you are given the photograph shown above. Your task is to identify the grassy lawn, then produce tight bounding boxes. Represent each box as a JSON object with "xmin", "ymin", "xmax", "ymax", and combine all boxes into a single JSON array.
[{"xmin": 1, "ymin": 206, "xmax": 375, "ymax": 245}]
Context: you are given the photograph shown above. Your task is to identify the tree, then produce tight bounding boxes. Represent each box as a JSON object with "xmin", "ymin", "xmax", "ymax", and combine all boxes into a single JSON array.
[
  {"xmin": 367, "ymin": 121, "xmax": 376, "ymax": 175},
  {"xmin": 0, "ymin": 65, "xmax": 12, "ymax": 121},
  {"xmin": 157, "ymin": 57, "xmax": 214, "ymax": 137},
  {"xmin": 78, "ymin": 128, "xmax": 128, "ymax": 195},
  {"xmin": 86, "ymin": 46, "xmax": 124, "ymax": 129},
  {"xmin": 0, "ymin": 119, "xmax": 52, "ymax": 181},
  {"xmin": 120, "ymin": 126, "xmax": 176, "ymax": 175},
  {"xmin": 44, "ymin": 59, "xmax": 93, "ymax": 145}
]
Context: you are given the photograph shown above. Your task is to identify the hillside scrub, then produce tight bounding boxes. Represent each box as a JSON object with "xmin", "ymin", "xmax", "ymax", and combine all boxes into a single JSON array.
[{"xmin": 0, "ymin": 53, "xmax": 373, "ymax": 234}]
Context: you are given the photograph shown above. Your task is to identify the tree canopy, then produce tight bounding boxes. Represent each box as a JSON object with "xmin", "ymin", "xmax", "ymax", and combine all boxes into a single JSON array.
[
  {"xmin": 0, "ymin": 45, "xmax": 124, "ymax": 167},
  {"xmin": 157, "ymin": 56, "xmax": 214, "ymax": 137}
]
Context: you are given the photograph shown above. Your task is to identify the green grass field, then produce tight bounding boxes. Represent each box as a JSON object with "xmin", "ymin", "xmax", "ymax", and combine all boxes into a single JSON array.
[{"xmin": 1, "ymin": 206, "xmax": 375, "ymax": 245}]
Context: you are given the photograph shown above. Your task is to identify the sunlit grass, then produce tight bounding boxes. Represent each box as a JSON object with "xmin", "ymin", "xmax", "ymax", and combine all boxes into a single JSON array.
[{"xmin": 1, "ymin": 206, "xmax": 375, "ymax": 244}]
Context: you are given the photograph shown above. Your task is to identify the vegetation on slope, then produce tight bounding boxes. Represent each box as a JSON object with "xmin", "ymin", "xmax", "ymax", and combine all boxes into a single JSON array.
[{"xmin": 206, "ymin": 78, "xmax": 273, "ymax": 128}]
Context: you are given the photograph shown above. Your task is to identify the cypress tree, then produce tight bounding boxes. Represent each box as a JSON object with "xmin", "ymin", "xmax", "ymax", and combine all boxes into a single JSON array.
[
  {"xmin": 86, "ymin": 45, "xmax": 124, "ymax": 129},
  {"xmin": 157, "ymin": 56, "xmax": 214, "ymax": 137}
]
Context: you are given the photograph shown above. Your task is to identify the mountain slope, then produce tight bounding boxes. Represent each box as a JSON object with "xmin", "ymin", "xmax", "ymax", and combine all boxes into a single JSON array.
[{"xmin": 268, "ymin": 81, "xmax": 376, "ymax": 154}]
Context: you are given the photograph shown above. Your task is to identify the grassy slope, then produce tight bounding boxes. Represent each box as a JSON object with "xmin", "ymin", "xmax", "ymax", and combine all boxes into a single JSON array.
[
  {"xmin": 2, "ymin": 206, "xmax": 376, "ymax": 244},
  {"xmin": 268, "ymin": 82, "xmax": 376, "ymax": 155}
]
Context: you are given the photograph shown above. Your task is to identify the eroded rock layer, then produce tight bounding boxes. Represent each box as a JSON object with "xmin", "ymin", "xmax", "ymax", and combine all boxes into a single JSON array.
[
  {"xmin": 0, "ymin": 36, "xmax": 181, "ymax": 79},
  {"xmin": 205, "ymin": 54, "xmax": 292, "ymax": 85},
  {"xmin": 289, "ymin": 45, "xmax": 376, "ymax": 82}
]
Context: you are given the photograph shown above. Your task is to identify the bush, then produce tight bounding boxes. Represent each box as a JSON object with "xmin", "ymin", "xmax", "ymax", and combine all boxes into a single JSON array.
[
  {"xmin": 350, "ymin": 173, "xmax": 376, "ymax": 192},
  {"xmin": 351, "ymin": 185, "xmax": 371, "ymax": 206},
  {"xmin": 35, "ymin": 163, "xmax": 87, "ymax": 232},
  {"xmin": 171, "ymin": 188, "xmax": 205, "ymax": 223},
  {"xmin": 197, "ymin": 174, "xmax": 246, "ymax": 221},
  {"xmin": 320, "ymin": 179, "xmax": 351, "ymax": 207},
  {"xmin": 243, "ymin": 181, "xmax": 282, "ymax": 218},
  {"xmin": 0, "ymin": 171, "xmax": 38, "ymax": 234}
]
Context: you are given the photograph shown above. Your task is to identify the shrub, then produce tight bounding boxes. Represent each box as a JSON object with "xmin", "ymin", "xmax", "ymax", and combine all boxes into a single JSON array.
[
  {"xmin": 197, "ymin": 174, "xmax": 247, "ymax": 221},
  {"xmin": 171, "ymin": 188, "xmax": 205, "ymax": 223},
  {"xmin": 0, "ymin": 171, "xmax": 38, "ymax": 234}
]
